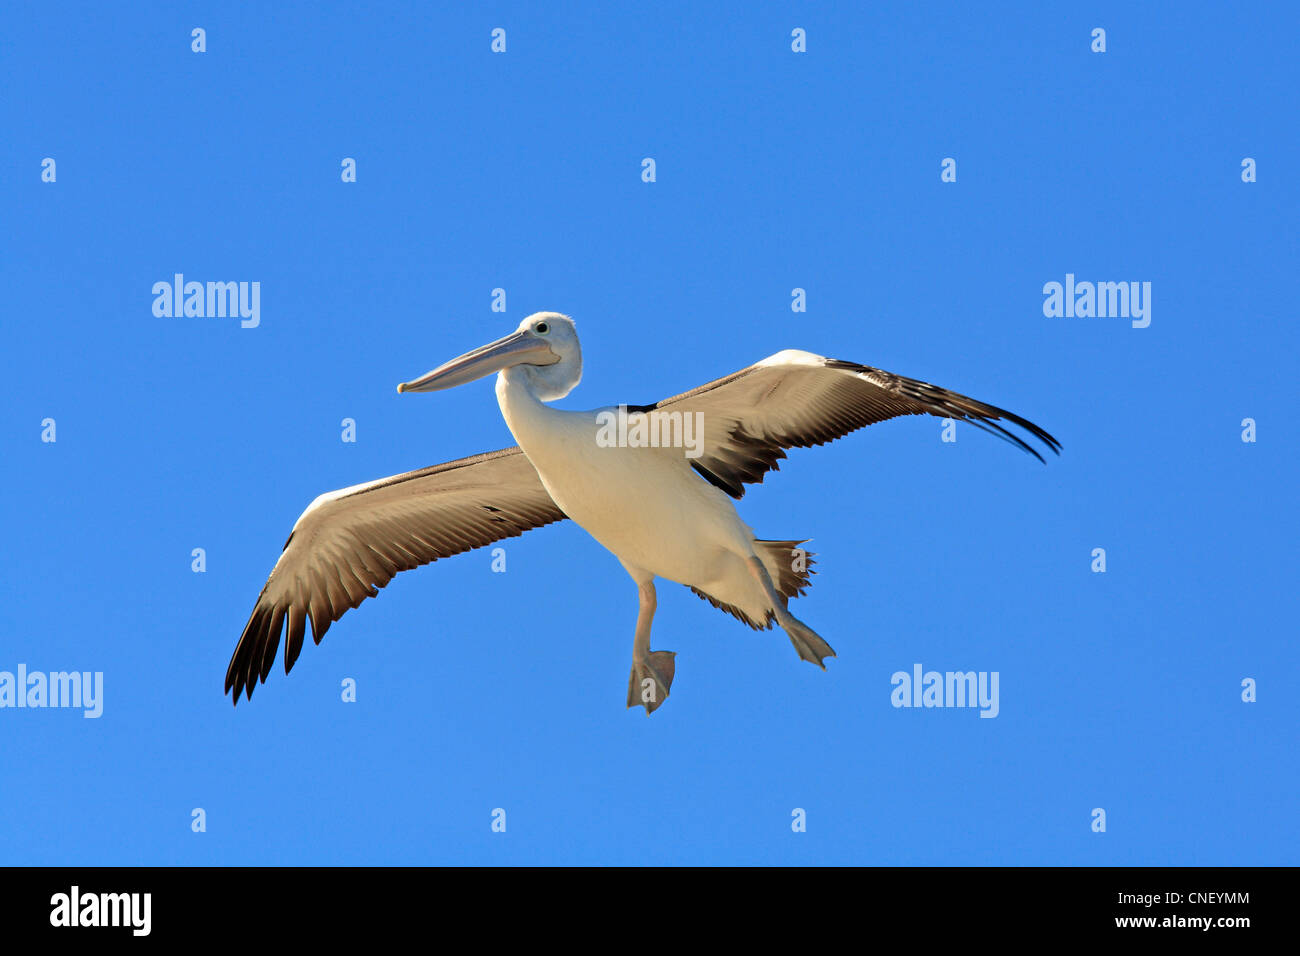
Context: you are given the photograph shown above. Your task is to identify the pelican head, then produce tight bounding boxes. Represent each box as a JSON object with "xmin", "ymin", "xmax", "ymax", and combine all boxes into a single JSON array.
[{"xmin": 398, "ymin": 311, "xmax": 583, "ymax": 401}]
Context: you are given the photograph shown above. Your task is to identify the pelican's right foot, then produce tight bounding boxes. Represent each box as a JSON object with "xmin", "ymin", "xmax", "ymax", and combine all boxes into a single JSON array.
[
  {"xmin": 626, "ymin": 651, "xmax": 676, "ymax": 714},
  {"xmin": 782, "ymin": 617, "xmax": 836, "ymax": 669}
]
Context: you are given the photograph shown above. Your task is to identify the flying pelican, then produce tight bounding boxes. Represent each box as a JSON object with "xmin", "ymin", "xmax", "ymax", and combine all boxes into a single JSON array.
[{"xmin": 225, "ymin": 312, "xmax": 1059, "ymax": 713}]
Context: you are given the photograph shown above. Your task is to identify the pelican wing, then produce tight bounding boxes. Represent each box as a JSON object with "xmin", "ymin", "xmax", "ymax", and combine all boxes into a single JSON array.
[
  {"xmin": 644, "ymin": 350, "xmax": 1061, "ymax": 499},
  {"xmin": 225, "ymin": 445, "xmax": 565, "ymax": 703}
]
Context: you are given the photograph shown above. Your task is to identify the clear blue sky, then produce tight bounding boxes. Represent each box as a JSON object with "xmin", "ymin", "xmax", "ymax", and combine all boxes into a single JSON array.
[{"xmin": 2, "ymin": 1, "xmax": 1296, "ymax": 865}]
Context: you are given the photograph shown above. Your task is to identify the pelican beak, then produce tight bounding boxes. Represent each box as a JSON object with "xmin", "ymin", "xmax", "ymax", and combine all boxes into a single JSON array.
[{"xmin": 397, "ymin": 329, "xmax": 559, "ymax": 393}]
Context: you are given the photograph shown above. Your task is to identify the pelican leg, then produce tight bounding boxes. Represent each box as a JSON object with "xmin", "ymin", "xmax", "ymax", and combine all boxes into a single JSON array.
[
  {"xmin": 745, "ymin": 555, "xmax": 836, "ymax": 668},
  {"xmin": 625, "ymin": 575, "xmax": 676, "ymax": 714}
]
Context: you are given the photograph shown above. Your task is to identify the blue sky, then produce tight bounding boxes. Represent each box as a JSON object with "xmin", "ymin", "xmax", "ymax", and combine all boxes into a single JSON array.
[{"xmin": 2, "ymin": 1, "xmax": 1296, "ymax": 865}]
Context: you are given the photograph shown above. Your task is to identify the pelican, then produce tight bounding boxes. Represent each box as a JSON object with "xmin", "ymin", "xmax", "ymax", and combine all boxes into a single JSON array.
[{"xmin": 225, "ymin": 312, "xmax": 1059, "ymax": 713}]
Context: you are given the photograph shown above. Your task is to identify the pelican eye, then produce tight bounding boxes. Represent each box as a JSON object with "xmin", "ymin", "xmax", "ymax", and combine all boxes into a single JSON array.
[{"xmin": 535, "ymin": 322, "xmax": 549, "ymax": 334}]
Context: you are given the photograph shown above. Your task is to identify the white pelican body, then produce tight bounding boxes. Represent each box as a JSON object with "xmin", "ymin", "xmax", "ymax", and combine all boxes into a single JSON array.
[
  {"xmin": 226, "ymin": 312, "xmax": 1059, "ymax": 713},
  {"xmin": 498, "ymin": 372, "xmax": 765, "ymax": 621}
]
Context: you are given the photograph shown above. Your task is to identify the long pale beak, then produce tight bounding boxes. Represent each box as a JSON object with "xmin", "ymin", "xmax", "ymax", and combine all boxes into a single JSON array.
[{"xmin": 397, "ymin": 330, "xmax": 559, "ymax": 393}]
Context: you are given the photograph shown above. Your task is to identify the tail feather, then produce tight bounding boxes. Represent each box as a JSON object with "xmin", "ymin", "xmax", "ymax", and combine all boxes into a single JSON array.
[
  {"xmin": 685, "ymin": 538, "xmax": 817, "ymax": 629},
  {"xmin": 756, "ymin": 539, "xmax": 815, "ymax": 601}
]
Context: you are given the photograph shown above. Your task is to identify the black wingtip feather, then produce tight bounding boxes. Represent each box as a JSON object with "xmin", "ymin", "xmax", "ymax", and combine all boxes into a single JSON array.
[
  {"xmin": 258, "ymin": 606, "xmax": 285, "ymax": 682},
  {"xmin": 825, "ymin": 357, "xmax": 1062, "ymax": 463},
  {"xmin": 284, "ymin": 606, "xmax": 307, "ymax": 675}
]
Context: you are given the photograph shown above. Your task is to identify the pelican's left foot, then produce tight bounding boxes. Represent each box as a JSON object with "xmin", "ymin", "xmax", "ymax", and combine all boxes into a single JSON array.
[{"xmin": 626, "ymin": 651, "xmax": 676, "ymax": 714}]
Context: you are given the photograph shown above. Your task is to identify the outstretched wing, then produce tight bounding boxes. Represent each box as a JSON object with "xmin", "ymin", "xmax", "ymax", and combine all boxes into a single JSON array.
[
  {"xmin": 640, "ymin": 350, "xmax": 1060, "ymax": 499},
  {"xmin": 225, "ymin": 445, "xmax": 565, "ymax": 703}
]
